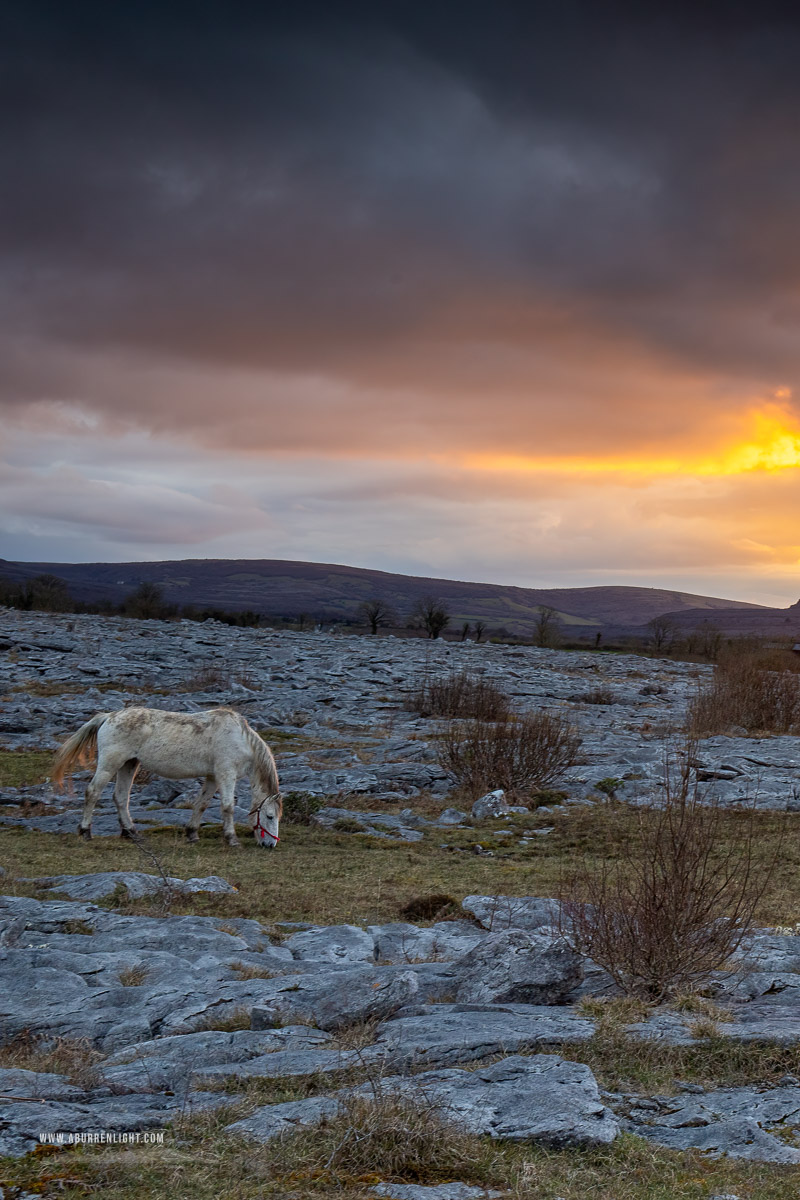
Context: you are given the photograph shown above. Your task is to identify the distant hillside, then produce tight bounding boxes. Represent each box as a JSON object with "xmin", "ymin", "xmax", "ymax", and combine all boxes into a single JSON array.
[
  {"xmin": 663, "ymin": 599, "xmax": 800, "ymax": 639},
  {"xmin": 0, "ymin": 556, "xmax": 769, "ymax": 638}
]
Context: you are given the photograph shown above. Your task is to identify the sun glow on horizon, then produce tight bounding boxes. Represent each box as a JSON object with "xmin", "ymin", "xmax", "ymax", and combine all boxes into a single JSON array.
[{"xmin": 459, "ymin": 400, "xmax": 800, "ymax": 480}]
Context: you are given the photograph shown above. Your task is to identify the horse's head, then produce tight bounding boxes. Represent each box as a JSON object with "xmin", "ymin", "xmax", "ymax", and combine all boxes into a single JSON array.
[{"xmin": 250, "ymin": 793, "xmax": 282, "ymax": 848}]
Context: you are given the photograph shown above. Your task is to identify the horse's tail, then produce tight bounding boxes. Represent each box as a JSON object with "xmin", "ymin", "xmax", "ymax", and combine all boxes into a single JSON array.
[
  {"xmin": 52, "ymin": 712, "xmax": 112, "ymax": 789},
  {"xmin": 244, "ymin": 722, "xmax": 282, "ymax": 816}
]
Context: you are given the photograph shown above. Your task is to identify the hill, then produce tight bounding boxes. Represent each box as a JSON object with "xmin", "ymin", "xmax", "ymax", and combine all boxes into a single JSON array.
[{"xmin": 0, "ymin": 556, "xmax": 768, "ymax": 638}]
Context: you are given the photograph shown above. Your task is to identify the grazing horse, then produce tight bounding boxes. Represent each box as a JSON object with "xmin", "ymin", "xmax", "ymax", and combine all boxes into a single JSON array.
[{"xmin": 52, "ymin": 707, "xmax": 282, "ymax": 848}]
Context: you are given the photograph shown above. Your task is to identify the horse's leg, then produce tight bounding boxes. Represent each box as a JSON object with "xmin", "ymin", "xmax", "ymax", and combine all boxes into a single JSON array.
[
  {"xmin": 113, "ymin": 758, "xmax": 139, "ymax": 839},
  {"xmin": 185, "ymin": 777, "xmax": 217, "ymax": 843},
  {"xmin": 218, "ymin": 774, "xmax": 240, "ymax": 847},
  {"xmin": 78, "ymin": 763, "xmax": 116, "ymax": 839}
]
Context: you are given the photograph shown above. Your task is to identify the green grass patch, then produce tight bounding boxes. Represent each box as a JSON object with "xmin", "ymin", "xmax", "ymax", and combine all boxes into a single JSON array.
[
  {"xmin": 0, "ymin": 749, "xmax": 52, "ymax": 787},
  {"xmin": 2, "ymin": 802, "xmax": 800, "ymax": 928}
]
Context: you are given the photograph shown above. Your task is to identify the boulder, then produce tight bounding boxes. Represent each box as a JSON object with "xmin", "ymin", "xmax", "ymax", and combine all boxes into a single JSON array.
[
  {"xmin": 471, "ymin": 791, "xmax": 509, "ymax": 820},
  {"xmin": 461, "ymin": 894, "xmax": 560, "ymax": 933},
  {"xmin": 370, "ymin": 921, "xmax": 486, "ymax": 964},
  {"xmin": 454, "ymin": 930, "xmax": 582, "ymax": 1005},
  {"xmin": 284, "ymin": 924, "xmax": 375, "ymax": 963},
  {"xmin": 251, "ymin": 967, "xmax": 419, "ymax": 1031}
]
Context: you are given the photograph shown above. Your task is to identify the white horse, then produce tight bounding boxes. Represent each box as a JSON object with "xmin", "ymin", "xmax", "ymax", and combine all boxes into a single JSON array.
[{"xmin": 52, "ymin": 707, "xmax": 282, "ymax": 848}]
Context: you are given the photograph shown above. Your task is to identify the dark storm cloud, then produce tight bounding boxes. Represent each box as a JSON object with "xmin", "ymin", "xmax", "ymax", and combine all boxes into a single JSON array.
[{"xmin": 1, "ymin": 0, "xmax": 800, "ymax": 410}]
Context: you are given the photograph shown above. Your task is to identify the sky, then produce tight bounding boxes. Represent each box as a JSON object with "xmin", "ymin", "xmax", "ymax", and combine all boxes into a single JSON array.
[{"xmin": 2, "ymin": 0, "xmax": 800, "ymax": 605}]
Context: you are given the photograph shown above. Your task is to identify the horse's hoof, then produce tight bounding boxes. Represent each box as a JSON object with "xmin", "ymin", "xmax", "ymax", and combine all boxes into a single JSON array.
[
  {"xmin": 78, "ymin": 825, "xmax": 91, "ymax": 840},
  {"xmin": 225, "ymin": 835, "xmax": 241, "ymax": 849},
  {"xmin": 119, "ymin": 827, "xmax": 137, "ymax": 840},
  {"xmin": 185, "ymin": 828, "xmax": 199, "ymax": 843}
]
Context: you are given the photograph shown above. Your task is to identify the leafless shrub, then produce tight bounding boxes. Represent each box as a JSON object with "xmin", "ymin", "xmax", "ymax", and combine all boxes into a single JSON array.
[
  {"xmin": 689, "ymin": 655, "xmax": 800, "ymax": 735},
  {"xmin": 437, "ymin": 711, "xmax": 581, "ymax": 801},
  {"xmin": 559, "ymin": 747, "xmax": 779, "ymax": 1000},
  {"xmin": 400, "ymin": 893, "xmax": 458, "ymax": 921},
  {"xmin": 406, "ymin": 670, "xmax": 510, "ymax": 721}
]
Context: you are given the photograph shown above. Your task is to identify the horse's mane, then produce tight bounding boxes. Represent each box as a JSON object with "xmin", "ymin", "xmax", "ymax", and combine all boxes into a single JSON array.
[{"xmin": 241, "ymin": 717, "xmax": 282, "ymax": 814}]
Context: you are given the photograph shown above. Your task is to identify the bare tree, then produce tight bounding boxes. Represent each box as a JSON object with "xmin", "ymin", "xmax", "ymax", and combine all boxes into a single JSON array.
[
  {"xmin": 459, "ymin": 621, "xmax": 472, "ymax": 642},
  {"xmin": 533, "ymin": 605, "xmax": 561, "ymax": 648},
  {"xmin": 359, "ymin": 598, "xmax": 394, "ymax": 635},
  {"xmin": 697, "ymin": 620, "xmax": 723, "ymax": 661},
  {"xmin": 414, "ymin": 595, "xmax": 451, "ymax": 639},
  {"xmin": 473, "ymin": 620, "xmax": 486, "ymax": 644},
  {"xmin": 124, "ymin": 582, "xmax": 167, "ymax": 620},
  {"xmin": 648, "ymin": 615, "xmax": 678, "ymax": 654}
]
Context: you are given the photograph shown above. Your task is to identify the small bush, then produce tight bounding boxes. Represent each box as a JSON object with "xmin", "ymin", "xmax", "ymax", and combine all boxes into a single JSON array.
[
  {"xmin": 267, "ymin": 1090, "xmax": 484, "ymax": 1183},
  {"xmin": 406, "ymin": 670, "xmax": 510, "ymax": 721},
  {"xmin": 437, "ymin": 711, "xmax": 581, "ymax": 801},
  {"xmin": 559, "ymin": 748, "xmax": 779, "ymax": 1000},
  {"xmin": 400, "ymin": 893, "xmax": 457, "ymax": 921},
  {"xmin": 689, "ymin": 654, "xmax": 800, "ymax": 735},
  {"xmin": 281, "ymin": 791, "xmax": 323, "ymax": 825},
  {"xmin": 332, "ymin": 816, "xmax": 367, "ymax": 833},
  {"xmin": 595, "ymin": 777, "xmax": 625, "ymax": 798}
]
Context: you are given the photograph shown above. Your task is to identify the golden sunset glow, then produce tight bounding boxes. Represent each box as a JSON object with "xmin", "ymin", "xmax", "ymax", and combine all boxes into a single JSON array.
[
  {"xmin": 2, "ymin": 5, "xmax": 800, "ymax": 608},
  {"xmin": 460, "ymin": 403, "xmax": 800, "ymax": 481}
]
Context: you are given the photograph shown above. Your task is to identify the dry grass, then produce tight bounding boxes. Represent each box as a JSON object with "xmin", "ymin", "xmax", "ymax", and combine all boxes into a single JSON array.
[
  {"xmin": 118, "ymin": 964, "xmax": 150, "ymax": 987},
  {"xmin": 3, "ymin": 797, "xmax": 800, "ymax": 930},
  {"xmin": 0, "ymin": 1031, "xmax": 104, "ymax": 1090},
  {"xmin": 228, "ymin": 960, "xmax": 278, "ymax": 981},
  {"xmin": 560, "ymin": 752, "xmax": 778, "ymax": 1000},
  {"xmin": 406, "ymin": 670, "xmax": 511, "ymax": 721},
  {"xmin": 689, "ymin": 652, "xmax": 800, "ymax": 735},
  {"xmin": 7, "ymin": 1104, "xmax": 800, "ymax": 1199},
  {"xmin": 190, "ymin": 1006, "xmax": 253, "ymax": 1033},
  {"xmin": 0, "ymin": 750, "xmax": 52, "ymax": 787},
  {"xmin": 437, "ymin": 710, "xmax": 581, "ymax": 801},
  {"xmin": 563, "ymin": 1028, "xmax": 800, "ymax": 1094}
]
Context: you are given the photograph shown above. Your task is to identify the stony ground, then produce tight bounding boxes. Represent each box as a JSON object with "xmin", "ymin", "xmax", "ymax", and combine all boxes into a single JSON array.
[{"xmin": 2, "ymin": 608, "xmax": 800, "ymax": 1198}]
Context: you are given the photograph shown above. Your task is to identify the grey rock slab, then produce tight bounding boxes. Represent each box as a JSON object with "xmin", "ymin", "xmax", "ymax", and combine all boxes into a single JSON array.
[
  {"xmin": 461, "ymin": 894, "xmax": 561, "ymax": 932},
  {"xmin": 284, "ymin": 923, "xmax": 375, "ymax": 963},
  {"xmin": 1, "ymin": 1091, "xmax": 238, "ymax": 1158},
  {"xmin": 369, "ymin": 1186, "xmax": 502, "ymax": 1200},
  {"xmin": 34, "ymin": 872, "xmax": 236, "ymax": 901},
  {"xmin": 454, "ymin": 930, "xmax": 583, "ymax": 1005},
  {"xmin": 313, "ymin": 806, "xmax": 426, "ymax": 842},
  {"xmin": 226, "ymin": 1095, "xmax": 338, "ymax": 1142},
  {"xmin": 0, "ymin": 1068, "xmax": 85, "ymax": 1101},
  {"xmin": 361, "ymin": 1054, "xmax": 619, "ymax": 1147},
  {"xmin": 370, "ymin": 1005, "xmax": 595, "ymax": 1069},
  {"xmin": 228, "ymin": 1055, "xmax": 617, "ymax": 1149},
  {"xmin": 250, "ymin": 966, "xmax": 420, "ymax": 1031},
  {"xmin": 370, "ymin": 921, "xmax": 486, "ymax": 964},
  {"xmin": 633, "ymin": 1116, "xmax": 800, "ymax": 1164},
  {"xmin": 195, "ymin": 1046, "xmax": 362, "ymax": 1084},
  {"xmin": 102, "ymin": 1026, "xmax": 331, "ymax": 1092}
]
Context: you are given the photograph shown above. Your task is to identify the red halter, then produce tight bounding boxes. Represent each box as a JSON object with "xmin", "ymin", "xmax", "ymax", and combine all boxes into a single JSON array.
[{"xmin": 253, "ymin": 796, "xmax": 280, "ymax": 845}]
